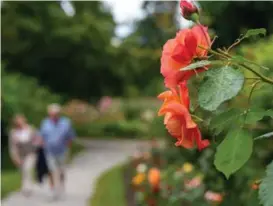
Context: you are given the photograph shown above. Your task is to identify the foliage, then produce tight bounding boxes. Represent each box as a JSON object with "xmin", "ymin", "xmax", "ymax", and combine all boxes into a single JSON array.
[
  {"xmin": 209, "ymin": 107, "xmax": 273, "ymax": 135},
  {"xmin": 155, "ymin": 2, "xmax": 273, "ymax": 205},
  {"xmin": 0, "ymin": 1, "xmax": 174, "ymax": 100},
  {"xmin": 198, "ymin": 66, "xmax": 244, "ymax": 111},
  {"xmin": 259, "ymin": 161, "xmax": 273, "ymax": 206},
  {"xmin": 214, "ymin": 129, "xmax": 253, "ymax": 179},
  {"xmin": 1, "ymin": 66, "xmax": 60, "ymax": 125},
  {"xmin": 73, "ymin": 97, "xmax": 166, "ymax": 138}
]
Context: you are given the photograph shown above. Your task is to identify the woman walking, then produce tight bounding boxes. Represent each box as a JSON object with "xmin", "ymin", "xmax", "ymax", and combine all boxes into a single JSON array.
[{"xmin": 9, "ymin": 114, "xmax": 40, "ymax": 196}]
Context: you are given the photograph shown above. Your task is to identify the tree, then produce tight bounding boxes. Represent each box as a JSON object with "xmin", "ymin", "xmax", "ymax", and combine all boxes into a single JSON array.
[
  {"xmin": 1, "ymin": 1, "xmax": 122, "ymax": 100},
  {"xmin": 114, "ymin": 1, "xmax": 179, "ymax": 97}
]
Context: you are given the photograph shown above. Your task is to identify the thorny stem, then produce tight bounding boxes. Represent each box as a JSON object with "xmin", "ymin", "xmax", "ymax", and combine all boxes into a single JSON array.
[
  {"xmin": 237, "ymin": 63, "xmax": 273, "ymax": 85},
  {"xmin": 218, "ymin": 48, "xmax": 271, "ymax": 72},
  {"xmin": 227, "ymin": 37, "xmax": 245, "ymax": 52},
  {"xmin": 242, "ymin": 80, "xmax": 261, "ymax": 126},
  {"xmin": 211, "ymin": 36, "xmax": 218, "ymax": 45},
  {"xmin": 248, "ymin": 80, "xmax": 261, "ymax": 105}
]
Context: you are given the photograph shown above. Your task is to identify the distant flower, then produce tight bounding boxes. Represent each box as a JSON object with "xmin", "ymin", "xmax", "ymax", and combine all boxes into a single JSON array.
[
  {"xmin": 141, "ymin": 109, "xmax": 155, "ymax": 122},
  {"xmin": 182, "ymin": 162, "xmax": 194, "ymax": 173},
  {"xmin": 251, "ymin": 183, "xmax": 259, "ymax": 190},
  {"xmin": 251, "ymin": 180, "xmax": 260, "ymax": 190},
  {"xmin": 133, "ymin": 151, "xmax": 142, "ymax": 159},
  {"xmin": 132, "ymin": 173, "xmax": 146, "ymax": 186},
  {"xmin": 98, "ymin": 96, "xmax": 112, "ymax": 113},
  {"xmin": 148, "ymin": 168, "xmax": 161, "ymax": 189},
  {"xmin": 185, "ymin": 176, "xmax": 202, "ymax": 189},
  {"xmin": 137, "ymin": 163, "xmax": 147, "ymax": 173},
  {"xmin": 204, "ymin": 191, "xmax": 223, "ymax": 203}
]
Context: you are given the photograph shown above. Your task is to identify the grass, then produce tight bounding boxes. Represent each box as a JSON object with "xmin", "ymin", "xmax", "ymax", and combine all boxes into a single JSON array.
[
  {"xmin": 1, "ymin": 170, "xmax": 21, "ymax": 199},
  {"xmin": 1, "ymin": 142, "xmax": 85, "ymax": 199},
  {"xmin": 89, "ymin": 164, "xmax": 126, "ymax": 206}
]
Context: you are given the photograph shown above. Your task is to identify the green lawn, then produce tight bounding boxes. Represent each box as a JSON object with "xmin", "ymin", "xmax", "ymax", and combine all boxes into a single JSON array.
[
  {"xmin": 1, "ymin": 142, "xmax": 85, "ymax": 199},
  {"xmin": 1, "ymin": 170, "xmax": 21, "ymax": 199},
  {"xmin": 90, "ymin": 164, "xmax": 126, "ymax": 206}
]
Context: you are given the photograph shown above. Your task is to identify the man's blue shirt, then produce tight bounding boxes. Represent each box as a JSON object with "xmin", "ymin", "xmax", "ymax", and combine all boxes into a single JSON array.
[{"xmin": 40, "ymin": 117, "xmax": 76, "ymax": 155}]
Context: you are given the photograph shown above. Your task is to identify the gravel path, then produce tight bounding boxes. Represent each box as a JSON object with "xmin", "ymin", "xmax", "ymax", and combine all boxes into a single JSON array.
[{"xmin": 2, "ymin": 139, "xmax": 151, "ymax": 206}]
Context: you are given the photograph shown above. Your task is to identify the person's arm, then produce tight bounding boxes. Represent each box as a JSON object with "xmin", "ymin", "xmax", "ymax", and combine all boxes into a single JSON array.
[
  {"xmin": 31, "ymin": 126, "xmax": 43, "ymax": 147},
  {"xmin": 66, "ymin": 122, "xmax": 76, "ymax": 147},
  {"xmin": 8, "ymin": 131, "xmax": 21, "ymax": 167}
]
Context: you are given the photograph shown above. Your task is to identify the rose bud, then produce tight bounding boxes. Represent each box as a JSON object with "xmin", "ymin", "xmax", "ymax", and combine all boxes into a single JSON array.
[{"xmin": 180, "ymin": 0, "xmax": 199, "ymax": 22}]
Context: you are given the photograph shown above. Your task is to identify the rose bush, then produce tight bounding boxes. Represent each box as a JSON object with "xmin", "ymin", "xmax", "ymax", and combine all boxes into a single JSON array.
[{"xmin": 156, "ymin": 1, "xmax": 273, "ymax": 205}]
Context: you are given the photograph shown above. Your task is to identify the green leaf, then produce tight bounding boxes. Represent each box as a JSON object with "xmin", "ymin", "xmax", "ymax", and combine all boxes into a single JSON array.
[
  {"xmin": 214, "ymin": 129, "xmax": 253, "ymax": 179},
  {"xmin": 259, "ymin": 160, "xmax": 273, "ymax": 206},
  {"xmin": 245, "ymin": 108, "xmax": 273, "ymax": 124},
  {"xmin": 198, "ymin": 66, "xmax": 244, "ymax": 111},
  {"xmin": 210, "ymin": 108, "xmax": 273, "ymax": 135},
  {"xmin": 210, "ymin": 108, "xmax": 243, "ymax": 135},
  {"xmin": 244, "ymin": 28, "xmax": 266, "ymax": 38},
  {"xmin": 180, "ymin": 60, "xmax": 211, "ymax": 71}
]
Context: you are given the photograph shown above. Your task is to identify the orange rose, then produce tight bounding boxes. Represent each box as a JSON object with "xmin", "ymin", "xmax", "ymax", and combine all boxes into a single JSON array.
[
  {"xmin": 148, "ymin": 168, "xmax": 160, "ymax": 189},
  {"xmin": 161, "ymin": 25, "xmax": 211, "ymax": 88},
  {"xmin": 158, "ymin": 81, "xmax": 210, "ymax": 150}
]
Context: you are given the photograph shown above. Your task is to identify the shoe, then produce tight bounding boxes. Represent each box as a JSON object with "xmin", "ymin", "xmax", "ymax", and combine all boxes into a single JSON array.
[{"xmin": 48, "ymin": 189, "xmax": 59, "ymax": 202}]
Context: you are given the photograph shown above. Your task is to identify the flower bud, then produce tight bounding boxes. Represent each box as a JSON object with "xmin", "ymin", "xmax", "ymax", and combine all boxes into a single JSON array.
[{"xmin": 180, "ymin": 0, "xmax": 199, "ymax": 22}]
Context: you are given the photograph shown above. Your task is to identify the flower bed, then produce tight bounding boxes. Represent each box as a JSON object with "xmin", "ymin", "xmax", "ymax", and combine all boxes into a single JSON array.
[
  {"xmin": 122, "ymin": 138, "xmax": 261, "ymax": 206},
  {"xmin": 127, "ymin": 142, "xmax": 223, "ymax": 206}
]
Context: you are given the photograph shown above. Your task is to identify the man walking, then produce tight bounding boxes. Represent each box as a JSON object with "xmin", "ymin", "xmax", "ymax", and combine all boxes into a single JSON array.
[{"xmin": 40, "ymin": 103, "xmax": 76, "ymax": 199}]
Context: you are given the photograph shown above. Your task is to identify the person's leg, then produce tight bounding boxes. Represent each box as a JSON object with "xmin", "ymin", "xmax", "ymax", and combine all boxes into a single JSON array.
[
  {"xmin": 56, "ymin": 152, "xmax": 68, "ymax": 194},
  {"xmin": 21, "ymin": 153, "xmax": 36, "ymax": 196},
  {"xmin": 48, "ymin": 172, "xmax": 54, "ymax": 189},
  {"xmin": 45, "ymin": 154, "xmax": 60, "ymax": 199}
]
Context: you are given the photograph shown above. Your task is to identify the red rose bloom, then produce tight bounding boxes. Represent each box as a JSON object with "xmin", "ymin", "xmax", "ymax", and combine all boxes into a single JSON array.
[
  {"xmin": 161, "ymin": 25, "xmax": 211, "ymax": 88},
  {"xmin": 157, "ymin": 81, "xmax": 210, "ymax": 150}
]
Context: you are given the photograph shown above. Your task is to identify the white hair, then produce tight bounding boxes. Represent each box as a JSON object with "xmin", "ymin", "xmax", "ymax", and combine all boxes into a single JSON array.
[{"xmin": 47, "ymin": 103, "xmax": 61, "ymax": 113}]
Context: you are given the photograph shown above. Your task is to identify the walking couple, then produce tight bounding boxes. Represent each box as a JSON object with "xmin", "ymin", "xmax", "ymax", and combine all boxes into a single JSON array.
[{"xmin": 9, "ymin": 103, "xmax": 76, "ymax": 200}]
